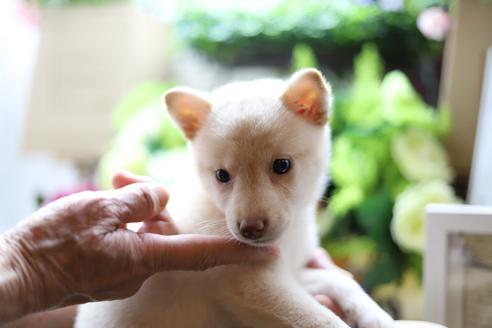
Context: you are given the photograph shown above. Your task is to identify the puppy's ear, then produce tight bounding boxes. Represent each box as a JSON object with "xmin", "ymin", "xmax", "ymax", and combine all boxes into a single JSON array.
[
  {"xmin": 163, "ymin": 87, "xmax": 212, "ymax": 139},
  {"xmin": 281, "ymin": 68, "xmax": 331, "ymax": 126}
]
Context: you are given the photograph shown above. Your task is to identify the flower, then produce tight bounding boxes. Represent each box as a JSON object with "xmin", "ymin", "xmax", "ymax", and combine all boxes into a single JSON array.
[
  {"xmin": 417, "ymin": 6, "xmax": 452, "ymax": 41},
  {"xmin": 391, "ymin": 128, "xmax": 453, "ymax": 182},
  {"xmin": 43, "ymin": 183, "xmax": 98, "ymax": 206},
  {"xmin": 391, "ymin": 180, "xmax": 459, "ymax": 253}
]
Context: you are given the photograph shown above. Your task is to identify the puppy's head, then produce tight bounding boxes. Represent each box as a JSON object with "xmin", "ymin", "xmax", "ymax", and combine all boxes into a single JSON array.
[{"xmin": 164, "ymin": 69, "xmax": 331, "ymax": 245}]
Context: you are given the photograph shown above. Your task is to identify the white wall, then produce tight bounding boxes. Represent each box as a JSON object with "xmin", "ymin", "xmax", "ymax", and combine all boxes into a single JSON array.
[{"xmin": 0, "ymin": 0, "xmax": 79, "ymax": 232}]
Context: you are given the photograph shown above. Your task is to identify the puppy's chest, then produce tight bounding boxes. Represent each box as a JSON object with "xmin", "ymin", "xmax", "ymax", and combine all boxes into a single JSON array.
[{"xmin": 139, "ymin": 270, "xmax": 233, "ymax": 323}]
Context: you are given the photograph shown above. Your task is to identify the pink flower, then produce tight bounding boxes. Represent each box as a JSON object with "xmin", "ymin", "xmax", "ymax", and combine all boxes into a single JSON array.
[{"xmin": 417, "ymin": 6, "xmax": 452, "ymax": 41}]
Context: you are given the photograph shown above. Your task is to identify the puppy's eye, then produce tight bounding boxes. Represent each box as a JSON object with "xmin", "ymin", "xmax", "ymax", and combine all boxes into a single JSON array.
[
  {"xmin": 215, "ymin": 169, "xmax": 231, "ymax": 183},
  {"xmin": 272, "ymin": 159, "xmax": 291, "ymax": 175}
]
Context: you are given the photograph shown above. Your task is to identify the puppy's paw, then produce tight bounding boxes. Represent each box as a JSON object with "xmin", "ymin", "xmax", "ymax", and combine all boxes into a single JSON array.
[
  {"xmin": 298, "ymin": 268, "xmax": 394, "ymax": 328},
  {"xmin": 342, "ymin": 299, "xmax": 394, "ymax": 328},
  {"xmin": 356, "ymin": 310, "xmax": 394, "ymax": 328}
]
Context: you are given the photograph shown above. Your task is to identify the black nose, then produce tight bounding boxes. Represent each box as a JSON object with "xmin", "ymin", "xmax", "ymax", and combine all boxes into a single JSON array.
[{"xmin": 239, "ymin": 219, "xmax": 266, "ymax": 240}]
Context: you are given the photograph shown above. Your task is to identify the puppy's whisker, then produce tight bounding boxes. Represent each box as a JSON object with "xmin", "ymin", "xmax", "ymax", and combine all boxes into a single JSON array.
[{"xmin": 194, "ymin": 218, "xmax": 233, "ymax": 237}]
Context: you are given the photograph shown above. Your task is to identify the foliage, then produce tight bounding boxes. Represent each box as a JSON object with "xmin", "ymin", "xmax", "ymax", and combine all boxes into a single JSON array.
[
  {"xmin": 112, "ymin": 82, "xmax": 173, "ymax": 131},
  {"xmin": 96, "ymin": 83, "xmax": 186, "ymax": 189},
  {"xmin": 291, "ymin": 43, "xmax": 319, "ymax": 72},
  {"xmin": 324, "ymin": 43, "xmax": 458, "ymax": 291},
  {"xmin": 175, "ymin": 0, "xmax": 445, "ymax": 68}
]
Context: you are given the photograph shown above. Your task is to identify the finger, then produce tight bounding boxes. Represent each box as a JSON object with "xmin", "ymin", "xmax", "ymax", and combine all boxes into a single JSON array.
[
  {"xmin": 112, "ymin": 172, "xmax": 178, "ymax": 233},
  {"xmin": 112, "ymin": 171, "xmax": 153, "ymax": 189},
  {"xmin": 335, "ymin": 267, "xmax": 353, "ymax": 279},
  {"xmin": 306, "ymin": 248, "xmax": 353, "ymax": 278},
  {"xmin": 307, "ymin": 247, "xmax": 333, "ymax": 269},
  {"xmin": 139, "ymin": 234, "xmax": 278, "ymax": 271},
  {"xmin": 315, "ymin": 295, "xmax": 344, "ymax": 319},
  {"xmin": 138, "ymin": 209, "xmax": 179, "ymax": 235},
  {"xmin": 138, "ymin": 219, "xmax": 178, "ymax": 235},
  {"xmin": 107, "ymin": 183, "xmax": 169, "ymax": 223}
]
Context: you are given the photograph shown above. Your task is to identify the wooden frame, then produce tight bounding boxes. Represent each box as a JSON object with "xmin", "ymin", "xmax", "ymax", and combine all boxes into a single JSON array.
[{"xmin": 468, "ymin": 46, "xmax": 492, "ymax": 206}]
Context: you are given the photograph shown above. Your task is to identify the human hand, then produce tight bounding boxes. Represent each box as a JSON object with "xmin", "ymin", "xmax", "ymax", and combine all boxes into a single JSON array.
[
  {"xmin": 0, "ymin": 172, "xmax": 277, "ymax": 322},
  {"xmin": 111, "ymin": 172, "xmax": 179, "ymax": 236}
]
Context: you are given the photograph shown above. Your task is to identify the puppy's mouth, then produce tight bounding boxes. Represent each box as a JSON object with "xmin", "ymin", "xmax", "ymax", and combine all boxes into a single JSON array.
[
  {"xmin": 226, "ymin": 217, "xmax": 285, "ymax": 246},
  {"xmin": 230, "ymin": 231, "xmax": 277, "ymax": 247},
  {"xmin": 242, "ymin": 238, "xmax": 276, "ymax": 247}
]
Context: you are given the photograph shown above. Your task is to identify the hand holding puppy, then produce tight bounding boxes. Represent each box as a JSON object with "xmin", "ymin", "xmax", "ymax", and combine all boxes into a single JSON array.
[{"xmin": 0, "ymin": 172, "xmax": 277, "ymax": 323}]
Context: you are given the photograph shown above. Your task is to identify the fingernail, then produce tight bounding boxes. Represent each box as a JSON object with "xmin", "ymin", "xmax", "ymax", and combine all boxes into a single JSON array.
[
  {"xmin": 313, "ymin": 247, "xmax": 332, "ymax": 268},
  {"xmin": 150, "ymin": 184, "xmax": 169, "ymax": 209}
]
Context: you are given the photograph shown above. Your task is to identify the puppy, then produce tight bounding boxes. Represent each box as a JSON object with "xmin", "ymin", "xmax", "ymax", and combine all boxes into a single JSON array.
[{"xmin": 76, "ymin": 69, "xmax": 394, "ymax": 327}]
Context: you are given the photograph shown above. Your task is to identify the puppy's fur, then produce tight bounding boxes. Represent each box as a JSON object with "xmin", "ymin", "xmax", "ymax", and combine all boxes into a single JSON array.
[{"xmin": 76, "ymin": 69, "xmax": 394, "ymax": 328}]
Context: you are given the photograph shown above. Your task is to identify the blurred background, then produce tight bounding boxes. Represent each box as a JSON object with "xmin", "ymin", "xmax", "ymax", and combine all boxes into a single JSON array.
[{"xmin": 1, "ymin": 0, "xmax": 492, "ymax": 322}]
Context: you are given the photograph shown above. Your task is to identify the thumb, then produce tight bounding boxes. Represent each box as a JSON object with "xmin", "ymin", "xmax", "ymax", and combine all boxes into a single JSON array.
[
  {"xmin": 138, "ymin": 234, "xmax": 278, "ymax": 272},
  {"xmin": 104, "ymin": 183, "xmax": 169, "ymax": 223},
  {"xmin": 112, "ymin": 171, "xmax": 153, "ymax": 189}
]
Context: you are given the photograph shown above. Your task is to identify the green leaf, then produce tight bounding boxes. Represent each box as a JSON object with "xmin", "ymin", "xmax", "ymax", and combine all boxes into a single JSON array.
[
  {"xmin": 290, "ymin": 43, "xmax": 318, "ymax": 72},
  {"xmin": 354, "ymin": 190, "xmax": 409, "ymax": 290},
  {"xmin": 363, "ymin": 247, "xmax": 406, "ymax": 291},
  {"xmin": 322, "ymin": 235, "xmax": 376, "ymax": 260},
  {"xmin": 342, "ymin": 44, "xmax": 385, "ymax": 128},
  {"xmin": 176, "ymin": 3, "xmax": 441, "ymax": 67},
  {"xmin": 324, "ymin": 210, "xmax": 357, "ymax": 239},
  {"xmin": 112, "ymin": 82, "xmax": 174, "ymax": 131},
  {"xmin": 355, "ymin": 191, "xmax": 393, "ymax": 242},
  {"xmin": 383, "ymin": 161, "xmax": 411, "ymax": 199},
  {"xmin": 407, "ymin": 252, "xmax": 423, "ymax": 283},
  {"xmin": 329, "ymin": 186, "xmax": 364, "ymax": 218}
]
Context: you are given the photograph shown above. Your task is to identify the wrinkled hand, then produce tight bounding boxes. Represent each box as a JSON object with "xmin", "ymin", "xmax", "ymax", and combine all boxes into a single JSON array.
[{"xmin": 0, "ymin": 172, "xmax": 276, "ymax": 322}]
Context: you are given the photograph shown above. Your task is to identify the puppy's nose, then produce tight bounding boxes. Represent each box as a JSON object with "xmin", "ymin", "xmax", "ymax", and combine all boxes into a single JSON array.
[{"xmin": 239, "ymin": 219, "xmax": 266, "ymax": 240}]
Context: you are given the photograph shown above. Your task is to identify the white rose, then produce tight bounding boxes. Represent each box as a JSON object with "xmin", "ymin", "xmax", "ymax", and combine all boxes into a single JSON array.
[{"xmin": 391, "ymin": 180, "xmax": 459, "ymax": 253}]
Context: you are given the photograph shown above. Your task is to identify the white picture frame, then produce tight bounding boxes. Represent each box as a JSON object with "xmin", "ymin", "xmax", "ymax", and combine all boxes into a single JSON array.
[{"xmin": 424, "ymin": 204, "xmax": 492, "ymax": 327}]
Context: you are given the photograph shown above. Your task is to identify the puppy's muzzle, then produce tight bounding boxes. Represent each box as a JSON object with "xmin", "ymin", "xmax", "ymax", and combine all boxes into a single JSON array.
[{"xmin": 239, "ymin": 219, "xmax": 267, "ymax": 240}]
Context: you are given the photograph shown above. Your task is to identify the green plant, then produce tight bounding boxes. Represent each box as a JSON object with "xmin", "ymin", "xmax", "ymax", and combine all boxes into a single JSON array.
[
  {"xmin": 324, "ymin": 44, "xmax": 458, "ymax": 291},
  {"xmin": 176, "ymin": 0, "xmax": 445, "ymax": 69},
  {"xmin": 96, "ymin": 82, "xmax": 186, "ymax": 189},
  {"xmin": 291, "ymin": 43, "xmax": 318, "ymax": 72}
]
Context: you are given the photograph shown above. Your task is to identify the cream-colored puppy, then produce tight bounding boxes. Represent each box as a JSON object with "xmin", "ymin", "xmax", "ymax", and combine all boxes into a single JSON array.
[{"xmin": 76, "ymin": 69, "xmax": 394, "ymax": 328}]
